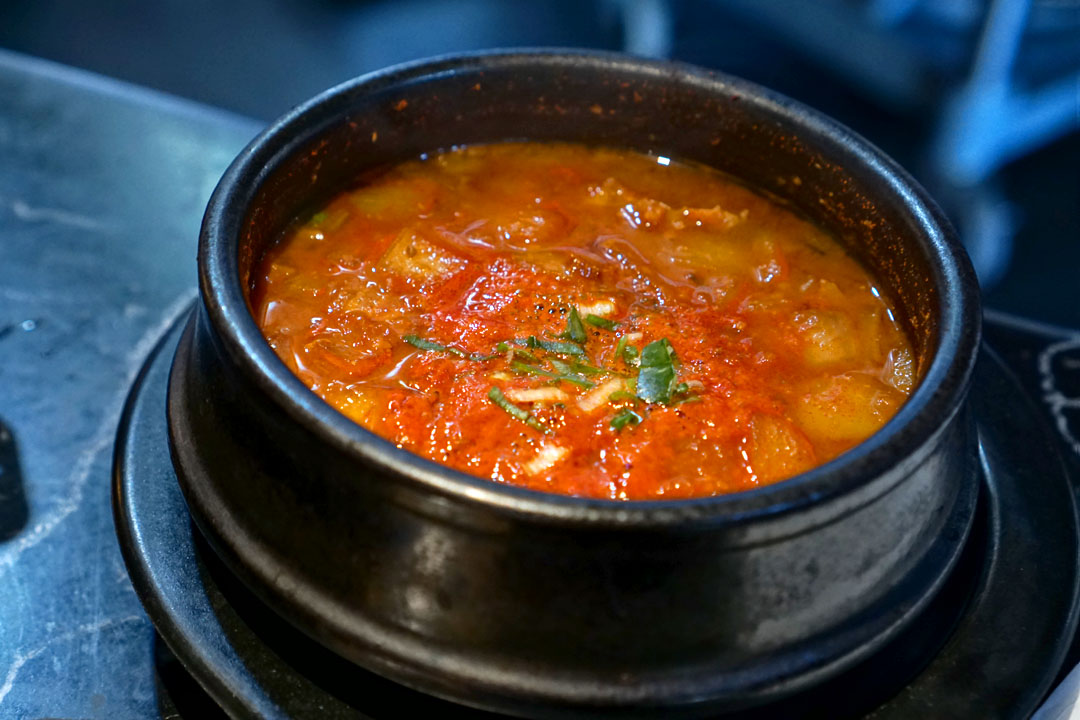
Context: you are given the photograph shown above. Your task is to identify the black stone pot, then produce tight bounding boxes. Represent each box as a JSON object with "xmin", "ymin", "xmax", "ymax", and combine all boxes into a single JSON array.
[{"xmin": 168, "ymin": 50, "xmax": 982, "ymax": 718}]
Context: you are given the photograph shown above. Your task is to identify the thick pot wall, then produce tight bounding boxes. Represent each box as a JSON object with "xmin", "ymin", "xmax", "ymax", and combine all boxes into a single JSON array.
[{"xmin": 170, "ymin": 51, "xmax": 982, "ymax": 716}]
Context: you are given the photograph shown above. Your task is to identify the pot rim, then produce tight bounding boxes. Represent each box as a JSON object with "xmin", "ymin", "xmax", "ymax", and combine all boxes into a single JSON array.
[{"xmin": 198, "ymin": 48, "xmax": 981, "ymax": 527}]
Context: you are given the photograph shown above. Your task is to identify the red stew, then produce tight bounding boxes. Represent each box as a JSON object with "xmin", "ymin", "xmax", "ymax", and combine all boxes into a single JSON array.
[{"xmin": 251, "ymin": 143, "xmax": 915, "ymax": 500}]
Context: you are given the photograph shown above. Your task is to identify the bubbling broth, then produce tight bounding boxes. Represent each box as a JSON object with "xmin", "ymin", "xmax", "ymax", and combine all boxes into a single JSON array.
[{"xmin": 250, "ymin": 142, "xmax": 915, "ymax": 500}]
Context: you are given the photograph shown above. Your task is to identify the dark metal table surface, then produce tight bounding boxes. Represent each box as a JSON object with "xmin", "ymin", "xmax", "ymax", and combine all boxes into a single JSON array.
[{"xmin": 0, "ymin": 47, "xmax": 1078, "ymax": 719}]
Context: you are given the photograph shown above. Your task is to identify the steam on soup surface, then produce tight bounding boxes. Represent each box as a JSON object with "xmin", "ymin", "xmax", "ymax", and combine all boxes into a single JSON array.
[{"xmin": 250, "ymin": 142, "xmax": 915, "ymax": 500}]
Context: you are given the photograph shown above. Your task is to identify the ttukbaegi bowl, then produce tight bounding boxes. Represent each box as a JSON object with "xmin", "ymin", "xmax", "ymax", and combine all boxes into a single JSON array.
[{"xmin": 167, "ymin": 50, "xmax": 981, "ymax": 718}]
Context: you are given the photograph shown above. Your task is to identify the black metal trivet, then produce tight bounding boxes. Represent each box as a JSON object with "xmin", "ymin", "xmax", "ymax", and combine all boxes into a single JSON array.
[{"xmin": 113, "ymin": 310, "xmax": 1080, "ymax": 719}]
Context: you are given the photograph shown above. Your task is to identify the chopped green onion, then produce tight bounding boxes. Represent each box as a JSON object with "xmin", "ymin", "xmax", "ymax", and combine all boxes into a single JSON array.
[
  {"xmin": 512, "ymin": 348, "xmax": 541, "ymax": 364},
  {"xmin": 511, "ymin": 361, "xmax": 595, "ymax": 389},
  {"xmin": 614, "ymin": 335, "xmax": 628, "ymax": 362},
  {"xmin": 549, "ymin": 359, "xmax": 571, "ymax": 375},
  {"xmin": 560, "ymin": 307, "xmax": 587, "ymax": 344},
  {"xmin": 514, "ymin": 336, "xmax": 586, "ymax": 356},
  {"xmin": 546, "ymin": 359, "xmax": 594, "ymax": 387},
  {"xmin": 541, "ymin": 339, "xmax": 586, "ymax": 356},
  {"xmin": 585, "ymin": 314, "xmax": 618, "ymax": 330},
  {"xmin": 311, "ymin": 211, "xmax": 329, "ymax": 225},
  {"xmin": 668, "ymin": 381, "xmax": 701, "ymax": 405},
  {"xmin": 498, "ymin": 340, "xmax": 541, "ymax": 362},
  {"xmin": 636, "ymin": 339, "xmax": 678, "ymax": 404},
  {"xmin": 570, "ymin": 361, "xmax": 606, "ymax": 376},
  {"xmin": 404, "ymin": 334, "xmax": 495, "ymax": 361},
  {"xmin": 607, "ymin": 390, "xmax": 639, "ymax": 403},
  {"xmin": 610, "ymin": 407, "xmax": 643, "ymax": 430},
  {"xmin": 551, "ymin": 358, "xmax": 607, "ymax": 377},
  {"xmin": 614, "ymin": 335, "xmax": 640, "ymax": 365},
  {"xmin": 487, "ymin": 386, "xmax": 551, "ymax": 434},
  {"xmin": 403, "ymin": 334, "xmax": 465, "ymax": 357},
  {"xmin": 511, "ymin": 361, "xmax": 558, "ymax": 379}
]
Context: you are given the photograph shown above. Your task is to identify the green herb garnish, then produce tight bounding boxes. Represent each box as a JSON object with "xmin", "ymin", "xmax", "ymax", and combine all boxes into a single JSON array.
[
  {"xmin": 540, "ymin": 339, "xmax": 586, "ymax": 355},
  {"xmin": 511, "ymin": 361, "xmax": 595, "ymax": 388},
  {"xmin": 514, "ymin": 336, "xmax": 586, "ymax": 356},
  {"xmin": 561, "ymin": 307, "xmax": 587, "ymax": 344},
  {"xmin": 570, "ymin": 361, "xmax": 606, "ymax": 376},
  {"xmin": 511, "ymin": 361, "xmax": 558, "ymax": 379},
  {"xmin": 404, "ymin": 334, "xmax": 466, "ymax": 357},
  {"xmin": 607, "ymin": 390, "xmax": 639, "ymax": 403},
  {"xmin": 498, "ymin": 340, "xmax": 539, "ymax": 362},
  {"xmin": 585, "ymin": 314, "xmax": 618, "ymax": 330},
  {"xmin": 669, "ymin": 381, "xmax": 702, "ymax": 405},
  {"xmin": 550, "ymin": 359, "xmax": 607, "ymax": 377},
  {"xmin": 404, "ymin": 334, "xmax": 495, "ymax": 361},
  {"xmin": 614, "ymin": 334, "xmax": 640, "ymax": 366},
  {"xmin": 487, "ymin": 386, "xmax": 551, "ymax": 434},
  {"xmin": 499, "ymin": 344, "xmax": 541, "ymax": 363},
  {"xmin": 548, "ymin": 359, "xmax": 572, "ymax": 375},
  {"xmin": 635, "ymin": 339, "xmax": 678, "ymax": 403},
  {"xmin": 550, "ymin": 359, "xmax": 596, "ymax": 387},
  {"xmin": 515, "ymin": 349, "xmax": 542, "ymax": 364},
  {"xmin": 611, "ymin": 407, "xmax": 643, "ymax": 430}
]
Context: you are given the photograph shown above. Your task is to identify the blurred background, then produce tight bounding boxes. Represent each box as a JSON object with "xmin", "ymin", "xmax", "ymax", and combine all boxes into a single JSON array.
[{"xmin": 2, "ymin": 0, "xmax": 1077, "ymax": 327}]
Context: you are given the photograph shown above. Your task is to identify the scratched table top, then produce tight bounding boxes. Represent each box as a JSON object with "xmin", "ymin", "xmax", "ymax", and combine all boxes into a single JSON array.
[
  {"xmin": 0, "ymin": 47, "xmax": 1078, "ymax": 719},
  {"xmin": 0, "ymin": 48, "xmax": 258, "ymax": 717}
]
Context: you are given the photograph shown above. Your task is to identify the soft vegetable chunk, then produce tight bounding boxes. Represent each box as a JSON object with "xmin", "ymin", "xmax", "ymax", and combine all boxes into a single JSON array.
[
  {"xmin": 379, "ymin": 230, "xmax": 466, "ymax": 284},
  {"xmin": 749, "ymin": 414, "xmax": 817, "ymax": 484},
  {"xmin": 251, "ymin": 142, "xmax": 916, "ymax": 500}
]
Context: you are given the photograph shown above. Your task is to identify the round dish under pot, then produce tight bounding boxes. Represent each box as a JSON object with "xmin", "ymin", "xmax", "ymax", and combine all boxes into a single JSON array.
[{"xmin": 167, "ymin": 51, "xmax": 982, "ymax": 718}]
